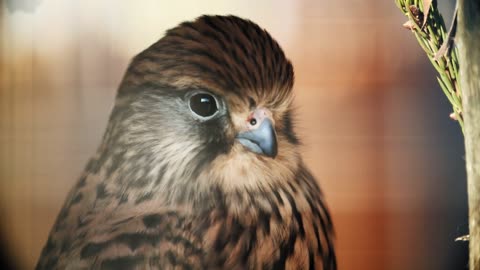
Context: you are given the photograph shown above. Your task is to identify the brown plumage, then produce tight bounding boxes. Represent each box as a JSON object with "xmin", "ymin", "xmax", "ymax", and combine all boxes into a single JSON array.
[{"xmin": 36, "ymin": 15, "xmax": 336, "ymax": 269}]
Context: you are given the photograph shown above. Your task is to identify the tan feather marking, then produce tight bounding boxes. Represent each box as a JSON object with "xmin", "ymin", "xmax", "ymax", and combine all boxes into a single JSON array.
[
  {"xmin": 285, "ymin": 238, "xmax": 310, "ymax": 269},
  {"xmin": 203, "ymin": 140, "xmax": 300, "ymax": 193}
]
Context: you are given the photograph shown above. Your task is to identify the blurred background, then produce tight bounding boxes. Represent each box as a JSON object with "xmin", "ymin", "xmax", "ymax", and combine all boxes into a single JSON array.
[{"xmin": 0, "ymin": 0, "xmax": 468, "ymax": 269}]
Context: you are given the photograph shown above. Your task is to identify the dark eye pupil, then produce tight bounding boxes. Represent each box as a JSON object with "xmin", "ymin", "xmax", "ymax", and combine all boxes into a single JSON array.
[{"xmin": 189, "ymin": 93, "xmax": 218, "ymax": 117}]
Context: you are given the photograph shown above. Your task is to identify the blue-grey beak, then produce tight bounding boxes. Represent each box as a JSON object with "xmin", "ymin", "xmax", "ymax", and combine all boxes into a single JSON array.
[{"xmin": 236, "ymin": 118, "xmax": 278, "ymax": 158}]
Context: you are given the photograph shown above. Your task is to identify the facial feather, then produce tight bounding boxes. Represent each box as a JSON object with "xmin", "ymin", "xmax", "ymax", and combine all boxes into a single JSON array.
[{"xmin": 85, "ymin": 15, "xmax": 300, "ymax": 205}]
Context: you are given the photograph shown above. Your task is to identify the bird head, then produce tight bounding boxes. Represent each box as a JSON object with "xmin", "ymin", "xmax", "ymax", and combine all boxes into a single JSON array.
[{"xmin": 102, "ymin": 15, "xmax": 302, "ymax": 203}]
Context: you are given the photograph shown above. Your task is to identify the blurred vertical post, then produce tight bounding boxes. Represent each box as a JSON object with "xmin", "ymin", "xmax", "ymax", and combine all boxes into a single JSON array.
[{"xmin": 458, "ymin": 0, "xmax": 480, "ymax": 269}]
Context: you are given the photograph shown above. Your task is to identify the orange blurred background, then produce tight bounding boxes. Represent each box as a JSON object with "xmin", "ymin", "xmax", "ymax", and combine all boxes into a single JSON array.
[{"xmin": 0, "ymin": 0, "xmax": 468, "ymax": 269}]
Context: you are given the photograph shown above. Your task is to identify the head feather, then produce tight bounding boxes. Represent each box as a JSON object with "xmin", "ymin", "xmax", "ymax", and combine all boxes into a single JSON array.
[{"xmin": 120, "ymin": 15, "xmax": 294, "ymax": 107}]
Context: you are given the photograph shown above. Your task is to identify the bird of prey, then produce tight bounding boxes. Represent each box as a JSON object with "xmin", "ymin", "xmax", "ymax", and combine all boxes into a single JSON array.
[{"xmin": 36, "ymin": 15, "xmax": 336, "ymax": 270}]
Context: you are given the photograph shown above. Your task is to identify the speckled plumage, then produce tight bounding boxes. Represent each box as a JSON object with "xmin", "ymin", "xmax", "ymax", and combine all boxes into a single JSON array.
[{"xmin": 36, "ymin": 15, "xmax": 336, "ymax": 270}]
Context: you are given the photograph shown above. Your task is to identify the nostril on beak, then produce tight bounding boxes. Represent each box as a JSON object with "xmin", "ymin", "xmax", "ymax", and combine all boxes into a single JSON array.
[{"xmin": 246, "ymin": 107, "xmax": 273, "ymax": 130}]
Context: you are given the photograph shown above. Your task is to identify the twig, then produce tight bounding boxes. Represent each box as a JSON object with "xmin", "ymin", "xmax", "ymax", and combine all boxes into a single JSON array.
[{"xmin": 395, "ymin": 0, "xmax": 464, "ymax": 133}]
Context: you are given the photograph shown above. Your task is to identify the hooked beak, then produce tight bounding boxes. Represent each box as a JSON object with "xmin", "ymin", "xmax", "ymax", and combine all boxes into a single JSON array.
[{"xmin": 236, "ymin": 113, "xmax": 278, "ymax": 158}]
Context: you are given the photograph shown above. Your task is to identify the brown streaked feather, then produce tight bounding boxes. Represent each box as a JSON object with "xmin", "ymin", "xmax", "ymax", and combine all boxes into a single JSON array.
[
  {"xmin": 38, "ymin": 163, "xmax": 335, "ymax": 269},
  {"xmin": 36, "ymin": 15, "xmax": 336, "ymax": 270},
  {"xmin": 121, "ymin": 15, "xmax": 294, "ymax": 108}
]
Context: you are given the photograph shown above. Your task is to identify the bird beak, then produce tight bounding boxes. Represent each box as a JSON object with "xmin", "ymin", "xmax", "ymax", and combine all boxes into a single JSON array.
[{"xmin": 236, "ymin": 108, "xmax": 278, "ymax": 158}]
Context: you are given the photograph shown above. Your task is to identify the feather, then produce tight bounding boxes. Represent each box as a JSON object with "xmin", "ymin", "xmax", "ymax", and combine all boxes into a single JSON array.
[{"xmin": 36, "ymin": 15, "xmax": 336, "ymax": 270}]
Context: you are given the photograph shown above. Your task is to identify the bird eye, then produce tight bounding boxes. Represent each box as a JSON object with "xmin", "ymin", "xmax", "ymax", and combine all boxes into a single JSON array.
[{"xmin": 188, "ymin": 93, "xmax": 219, "ymax": 118}]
